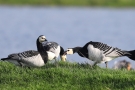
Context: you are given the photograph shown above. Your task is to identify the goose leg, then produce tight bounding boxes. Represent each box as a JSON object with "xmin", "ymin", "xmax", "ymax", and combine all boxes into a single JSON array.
[
  {"xmin": 93, "ymin": 61, "xmax": 98, "ymax": 66},
  {"xmin": 105, "ymin": 62, "xmax": 108, "ymax": 68},
  {"xmin": 18, "ymin": 61, "xmax": 24, "ymax": 68}
]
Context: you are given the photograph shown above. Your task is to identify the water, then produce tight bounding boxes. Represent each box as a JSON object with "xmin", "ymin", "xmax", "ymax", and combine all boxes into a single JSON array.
[{"xmin": 0, "ymin": 6, "xmax": 135, "ymax": 68}]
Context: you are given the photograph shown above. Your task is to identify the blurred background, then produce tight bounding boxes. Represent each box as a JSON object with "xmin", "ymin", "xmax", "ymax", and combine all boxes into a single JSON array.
[{"xmin": 0, "ymin": 0, "xmax": 135, "ymax": 68}]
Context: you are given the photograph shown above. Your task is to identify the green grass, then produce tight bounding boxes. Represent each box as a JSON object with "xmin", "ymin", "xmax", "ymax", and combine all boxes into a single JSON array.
[
  {"xmin": 0, "ymin": 61, "xmax": 135, "ymax": 90},
  {"xmin": 0, "ymin": 0, "xmax": 135, "ymax": 7}
]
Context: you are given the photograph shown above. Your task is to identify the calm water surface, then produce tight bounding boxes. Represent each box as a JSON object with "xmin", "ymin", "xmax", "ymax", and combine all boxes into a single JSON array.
[{"xmin": 0, "ymin": 6, "xmax": 135, "ymax": 68}]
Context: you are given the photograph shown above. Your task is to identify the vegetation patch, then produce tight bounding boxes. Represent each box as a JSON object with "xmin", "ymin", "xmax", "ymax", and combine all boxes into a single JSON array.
[
  {"xmin": 0, "ymin": 61, "xmax": 135, "ymax": 90},
  {"xmin": 0, "ymin": 0, "xmax": 135, "ymax": 7}
]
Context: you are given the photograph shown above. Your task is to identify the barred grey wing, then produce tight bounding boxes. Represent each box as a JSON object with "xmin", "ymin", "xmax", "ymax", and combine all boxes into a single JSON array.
[
  {"xmin": 42, "ymin": 41, "xmax": 59, "ymax": 51},
  {"xmin": 8, "ymin": 50, "xmax": 39, "ymax": 60},
  {"xmin": 88, "ymin": 41, "xmax": 124, "ymax": 57}
]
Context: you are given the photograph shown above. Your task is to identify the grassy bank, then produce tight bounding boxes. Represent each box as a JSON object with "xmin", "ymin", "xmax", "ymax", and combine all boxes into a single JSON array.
[
  {"xmin": 0, "ymin": 0, "xmax": 135, "ymax": 7},
  {"xmin": 0, "ymin": 61, "xmax": 135, "ymax": 90}
]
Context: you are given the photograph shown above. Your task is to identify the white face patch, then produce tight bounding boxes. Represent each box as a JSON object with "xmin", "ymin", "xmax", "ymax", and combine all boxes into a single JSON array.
[
  {"xmin": 39, "ymin": 36, "xmax": 46, "ymax": 43},
  {"xmin": 66, "ymin": 49, "xmax": 73, "ymax": 55}
]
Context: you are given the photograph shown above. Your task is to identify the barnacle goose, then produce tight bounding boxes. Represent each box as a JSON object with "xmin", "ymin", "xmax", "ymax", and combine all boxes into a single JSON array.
[
  {"xmin": 64, "ymin": 41, "xmax": 135, "ymax": 68},
  {"xmin": 1, "ymin": 35, "xmax": 56, "ymax": 67},
  {"xmin": 41, "ymin": 41, "xmax": 67, "ymax": 62},
  {"xmin": 113, "ymin": 60, "xmax": 131, "ymax": 71}
]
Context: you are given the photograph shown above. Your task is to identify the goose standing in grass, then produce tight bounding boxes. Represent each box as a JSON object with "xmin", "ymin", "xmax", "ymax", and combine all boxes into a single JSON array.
[
  {"xmin": 113, "ymin": 60, "xmax": 131, "ymax": 71},
  {"xmin": 64, "ymin": 41, "xmax": 135, "ymax": 68},
  {"xmin": 41, "ymin": 40, "xmax": 67, "ymax": 62},
  {"xmin": 1, "ymin": 35, "xmax": 56, "ymax": 67}
]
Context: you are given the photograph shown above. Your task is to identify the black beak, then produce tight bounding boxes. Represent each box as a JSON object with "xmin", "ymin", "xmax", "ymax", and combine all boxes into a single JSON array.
[
  {"xmin": 45, "ymin": 39, "xmax": 47, "ymax": 41},
  {"xmin": 63, "ymin": 51, "xmax": 67, "ymax": 55}
]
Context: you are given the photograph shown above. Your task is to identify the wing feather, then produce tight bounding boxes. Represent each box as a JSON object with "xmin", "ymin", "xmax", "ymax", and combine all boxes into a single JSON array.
[
  {"xmin": 8, "ymin": 50, "xmax": 39, "ymax": 60},
  {"xmin": 87, "ymin": 41, "xmax": 125, "ymax": 57},
  {"xmin": 42, "ymin": 41, "xmax": 59, "ymax": 52}
]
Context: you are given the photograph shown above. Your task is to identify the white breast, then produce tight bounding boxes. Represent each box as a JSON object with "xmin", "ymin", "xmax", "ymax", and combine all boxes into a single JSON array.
[
  {"xmin": 49, "ymin": 46, "xmax": 60, "ymax": 58},
  {"xmin": 47, "ymin": 51, "xmax": 56, "ymax": 60},
  {"xmin": 87, "ymin": 45, "xmax": 105, "ymax": 62},
  {"xmin": 22, "ymin": 54, "xmax": 45, "ymax": 67}
]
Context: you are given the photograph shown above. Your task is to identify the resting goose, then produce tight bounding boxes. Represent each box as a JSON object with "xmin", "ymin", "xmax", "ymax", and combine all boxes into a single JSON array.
[
  {"xmin": 1, "ymin": 35, "xmax": 56, "ymax": 67},
  {"xmin": 114, "ymin": 60, "xmax": 131, "ymax": 71},
  {"xmin": 64, "ymin": 41, "xmax": 135, "ymax": 68}
]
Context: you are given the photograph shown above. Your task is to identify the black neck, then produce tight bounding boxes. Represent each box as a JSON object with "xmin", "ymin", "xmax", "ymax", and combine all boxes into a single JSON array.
[
  {"xmin": 40, "ymin": 51, "xmax": 48, "ymax": 64},
  {"xmin": 36, "ymin": 38, "xmax": 48, "ymax": 63},
  {"xmin": 72, "ymin": 47, "xmax": 88, "ymax": 58},
  {"xmin": 73, "ymin": 47, "xmax": 82, "ymax": 53},
  {"xmin": 76, "ymin": 47, "xmax": 88, "ymax": 58},
  {"xmin": 36, "ymin": 38, "xmax": 48, "ymax": 52},
  {"xmin": 36, "ymin": 39, "xmax": 42, "ymax": 52},
  {"xmin": 60, "ymin": 46, "xmax": 64, "ymax": 55}
]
